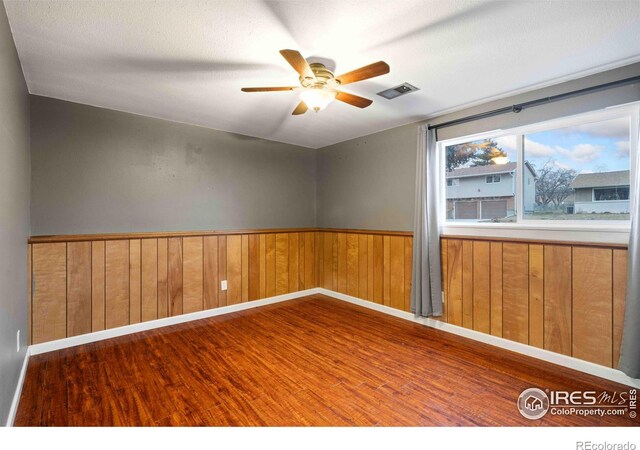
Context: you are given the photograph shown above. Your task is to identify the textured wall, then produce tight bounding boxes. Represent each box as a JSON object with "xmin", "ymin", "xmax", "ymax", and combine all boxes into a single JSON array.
[
  {"xmin": 0, "ymin": 2, "xmax": 30, "ymax": 425},
  {"xmin": 316, "ymin": 123, "xmax": 417, "ymax": 231},
  {"xmin": 31, "ymin": 63, "xmax": 640, "ymax": 235},
  {"xmin": 30, "ymin": 96, "xmax": 317, "ymax": 235},
  {"xmin": 317, "ymin": 63, "xmax": 640, "ymax": 230}
]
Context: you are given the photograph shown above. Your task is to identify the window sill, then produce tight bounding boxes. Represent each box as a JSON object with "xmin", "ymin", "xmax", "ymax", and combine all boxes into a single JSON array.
[{"xmin": 441, "ymin": 222, "xmax": 630, "ymax": 245}]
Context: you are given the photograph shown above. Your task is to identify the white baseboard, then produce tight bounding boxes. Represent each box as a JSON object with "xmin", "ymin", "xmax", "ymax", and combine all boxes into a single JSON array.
[
  {"xmin": 29, "ymin": 288, "xmax": 321, "ymax": 356},
  {"xmin": 317, "ymin": 288, "xmax": 640, "ymax": 389},
  {"xmin": 6, "ymin": 346, "xmax": 31, "ymax": 427}
]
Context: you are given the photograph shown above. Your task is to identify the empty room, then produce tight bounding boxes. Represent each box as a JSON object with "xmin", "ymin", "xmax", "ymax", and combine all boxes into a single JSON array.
[{"xmin": 1, "ymin": 0, "xmax": 640, "ymax": 444}]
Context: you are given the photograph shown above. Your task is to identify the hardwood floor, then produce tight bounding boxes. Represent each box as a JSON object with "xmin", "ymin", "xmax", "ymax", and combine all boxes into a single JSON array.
[{"xmin": 14, "ymin": 294, "xmax": 639, "ymax": 426}]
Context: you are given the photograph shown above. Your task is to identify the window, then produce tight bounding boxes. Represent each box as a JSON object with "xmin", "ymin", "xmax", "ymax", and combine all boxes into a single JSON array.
[
  {"xmin": 444, "ymin": 136, "xmax": 517, "ymax": 222},
  {"xmin": 440, "ymin": 106, "xmax": 638, "ymax": 227},
  {"xmin": 523, "ymin": 116, "xmax": 631, "ymax": 221},
  {"xmin": 593, "ymin": 187, "xmax": 630, "ymax": 201}
]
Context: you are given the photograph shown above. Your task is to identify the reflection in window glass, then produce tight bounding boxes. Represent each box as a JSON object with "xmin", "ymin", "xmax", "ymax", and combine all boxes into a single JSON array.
[
  {"xmin": 445, "ymin": 136, "xmax": 517, "ymax": 222},
  {"xmin": 593, "ymin": 187, "xmax": 629, "ymax": 201},
  {"xmin": 523, "ymin": 117, "xmax": 630, "ymax": 221}
]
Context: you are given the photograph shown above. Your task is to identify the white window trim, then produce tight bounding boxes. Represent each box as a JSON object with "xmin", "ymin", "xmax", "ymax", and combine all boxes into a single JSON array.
[
  {"xmin": 438, "ymin": 103, "xmax": 640, "ymax": 243},
  {"xmin": 485, "ymin": 175, "xmax": 501, "ymax": 184}
]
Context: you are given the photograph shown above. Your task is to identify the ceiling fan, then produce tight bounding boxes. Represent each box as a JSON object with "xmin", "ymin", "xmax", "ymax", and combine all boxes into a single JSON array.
[{"xmin": 241, "ymin": 49, "xmax": 390, "ymax": 115}]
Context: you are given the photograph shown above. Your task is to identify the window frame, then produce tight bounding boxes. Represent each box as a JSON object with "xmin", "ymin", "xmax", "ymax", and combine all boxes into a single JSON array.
[
  {"xmin": 437, "ymin": 103, "xmax": 639, "ymax": 241},
  {"xmin": 485, "ymin": 175, "xmax": 501, "ymax": 184}
]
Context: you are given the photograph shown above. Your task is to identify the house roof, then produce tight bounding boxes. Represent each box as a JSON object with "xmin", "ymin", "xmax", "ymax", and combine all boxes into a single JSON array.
[
  {"xmin": 446, "ymin": 162, "xmax": 517, "ymax": 179},
  {"xmin": 570, "ymin": 170, "xmax": 630, "ymax": 189}
]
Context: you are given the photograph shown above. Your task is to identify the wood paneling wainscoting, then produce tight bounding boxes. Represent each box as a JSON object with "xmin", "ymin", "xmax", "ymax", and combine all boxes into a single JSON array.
[
  {"xmin": 309, "ymin": 232, "xmax": 628, "ymax": 369},
  {"xmin": 440, "ymin": 236, "xmax": 628, "ymax": 369},
  {"xmin": 28, "ymin": 229, "xmax": 628, "ymax": 372},
  {"xmin": 314, "ymin": 231, "xmax": 414, "ymax": 312},
  {"xmin": 28, "ymin": 230, "xmax": 319, "ymax": 345}
]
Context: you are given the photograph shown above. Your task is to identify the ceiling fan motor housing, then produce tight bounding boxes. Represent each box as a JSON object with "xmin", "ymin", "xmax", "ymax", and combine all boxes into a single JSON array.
[{"xmin": 300, "ymin": 63, "xmax": 339, "ymax": 89}]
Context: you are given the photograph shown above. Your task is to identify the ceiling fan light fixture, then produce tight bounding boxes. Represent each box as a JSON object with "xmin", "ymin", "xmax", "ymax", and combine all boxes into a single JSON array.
[
  {"xmin": 299, "ymin": 88, "xmax": 337, "ymax": 112},
  {"xmin": 241, "ymin": 49, "xmax": 389, "ymax": 115}
]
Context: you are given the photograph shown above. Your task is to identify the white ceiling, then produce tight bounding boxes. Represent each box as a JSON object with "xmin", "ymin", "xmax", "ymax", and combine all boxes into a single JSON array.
[{"xmin": 5, "ymin": 0, "xmax": 640, "ymax": 149}]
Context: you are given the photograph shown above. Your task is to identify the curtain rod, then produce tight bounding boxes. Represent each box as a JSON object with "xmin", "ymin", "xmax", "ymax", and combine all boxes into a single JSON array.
[{"xmin": 428, "ymin": 74, "xmax": 640, "ymax": 131}]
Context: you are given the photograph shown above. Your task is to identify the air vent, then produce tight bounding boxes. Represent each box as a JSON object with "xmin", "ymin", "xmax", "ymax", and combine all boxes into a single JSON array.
[{"xmin": 377, "ymin": 83, "xmax": 420, "ymax": 100}]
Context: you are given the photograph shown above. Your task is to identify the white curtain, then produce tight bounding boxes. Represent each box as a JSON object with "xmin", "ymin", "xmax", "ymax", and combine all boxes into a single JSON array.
[
  {"xmin": 618, "ymin": 121, "xmax": 640, "ymax": 378},
  {"xmin": 410, "ymin": 125, "xmax": 443, "ymax": 317}
]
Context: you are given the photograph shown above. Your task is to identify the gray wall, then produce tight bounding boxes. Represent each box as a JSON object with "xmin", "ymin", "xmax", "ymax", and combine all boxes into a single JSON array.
[
  {"xmin": 31, "ymin": 96, "xmax": 316, "ymax": 235},
  {"xmin": 0, "ymin": 2, "xmax": 30, "ymax": 425},
  {"xmin": 316, "ymin": 123, "xmax": 417, "ymax": 231},
  {"xmin": 32, "ymin": 63, "xmax": 640, "ymax": 235},
  {"xmin": 317, "ymin": 63, "xmax": 640, "ymax": 230}
]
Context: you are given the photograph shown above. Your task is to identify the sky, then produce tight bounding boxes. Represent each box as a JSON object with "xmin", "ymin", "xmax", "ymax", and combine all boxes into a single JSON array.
[{"xmin": 493, "ymin": 117, "xmax": 630, "ymax": 174}]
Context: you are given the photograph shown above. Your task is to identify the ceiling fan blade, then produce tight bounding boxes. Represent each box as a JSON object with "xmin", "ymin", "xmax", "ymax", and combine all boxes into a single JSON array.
[
  {"xmin": 292, "ymin": 101, "xmax": 308, "ymax": 115},
  {"xmin": 335, "ymin": 91, "xmax": 373, "ymax": 109},
  {"xmin": 241, "ymin": 87, "xmax": 297, "ymax": 92},
  {"xmin": 279, "ymin": 49, "xmax": 315, "ymax": 80},
  {"xmin": 335, "ymin": 61, "xmax": 390, "ymax": 85}
]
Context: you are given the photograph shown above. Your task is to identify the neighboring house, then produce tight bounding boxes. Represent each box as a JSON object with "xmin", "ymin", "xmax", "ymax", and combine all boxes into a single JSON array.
[
  {"xmin": 571, "ymin": 170, "xmax": 630, "ymax": 214},
  {"xmin": 446, "ymin": 162, "xmax": 537, "ymax": 220}
]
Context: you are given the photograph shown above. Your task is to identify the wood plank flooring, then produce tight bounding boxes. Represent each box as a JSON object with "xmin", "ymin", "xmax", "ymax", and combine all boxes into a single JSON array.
[{"xmin": 14, "ymin": 295, "xmax": 639, "ymax": 426}]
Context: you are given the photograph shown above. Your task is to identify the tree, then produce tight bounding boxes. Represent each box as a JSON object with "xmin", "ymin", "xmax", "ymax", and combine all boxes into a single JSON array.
[
  {"xmin": 470, "ymin": 141, "xmax": 507, "ymax": 167},
  {"xmin": 533, "ymin": 159, "xmax": 578, "ymax": 208},
  {"xmin": 594, "ymin": 163, "xmax": 608, "ymax": 173},
  {"xmin": 445, "ymin": 144, "xmax": 476, "ymax": 172},
  {"xmin": 445, "ymin": 139, "xmax": 507, "ymax": 172}
]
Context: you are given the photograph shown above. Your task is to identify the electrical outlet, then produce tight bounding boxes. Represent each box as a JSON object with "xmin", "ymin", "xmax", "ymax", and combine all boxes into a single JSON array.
[
  {"xmin": 221, "ymin": 280, "xmax": 227, "ymax": 291},
  {"xmin": 16, "ymin": 330, "xmax": 20, "ymax": 352}
]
